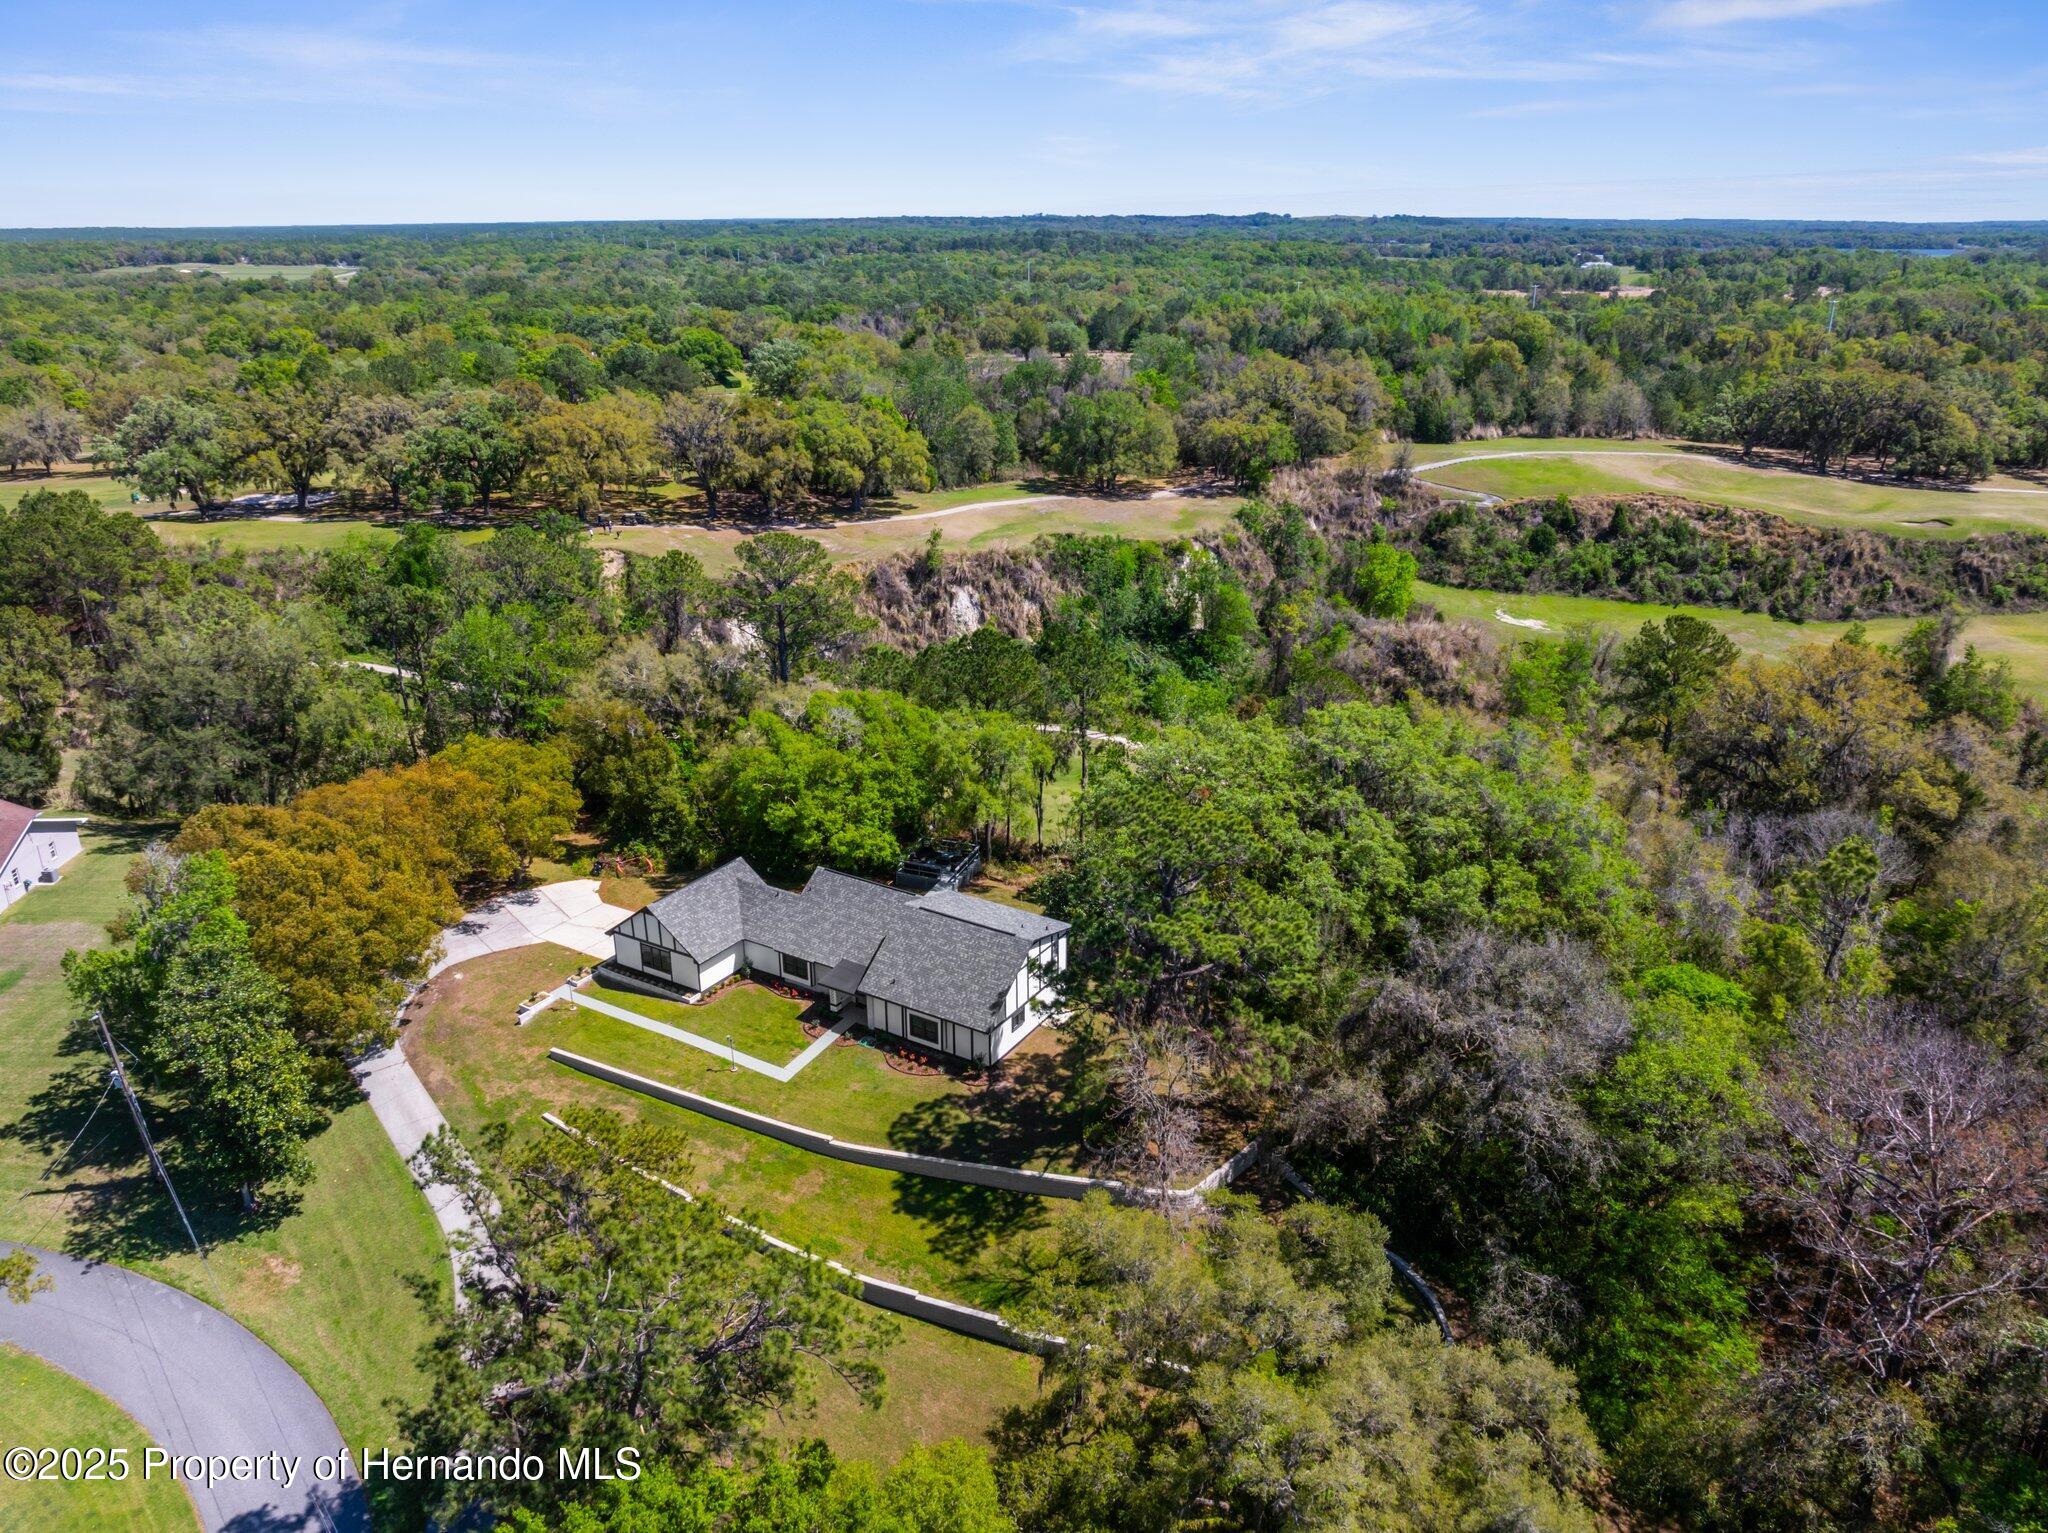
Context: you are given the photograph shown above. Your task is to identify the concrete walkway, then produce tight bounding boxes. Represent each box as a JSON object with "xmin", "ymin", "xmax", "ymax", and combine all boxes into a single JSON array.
[
  {"xmin": 0, "ymin": 1243, "xmax": 367, "ymax": 1533},
  {"xmin": 567, "ymin": 989, "xmax": 854, "ymax": 1081}
]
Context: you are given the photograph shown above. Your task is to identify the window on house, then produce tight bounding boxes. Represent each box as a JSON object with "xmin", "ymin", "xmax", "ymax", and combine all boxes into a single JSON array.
[
  {"xmin": 908, "ymin": 1013, "xmax": 940, "ymax": 1044},
  {"xmin": 641, "ymin": 946, "xmax": 670, "ymax": 976},
  {"xmin": 781, "ymin": 953, "xmax": 810, "ymax": 982}
]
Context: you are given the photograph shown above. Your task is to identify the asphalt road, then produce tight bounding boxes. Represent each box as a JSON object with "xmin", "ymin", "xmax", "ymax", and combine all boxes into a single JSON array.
[{"xmin": 0, "ymin": 1242, "xmax": 367, "ymax": 1533}]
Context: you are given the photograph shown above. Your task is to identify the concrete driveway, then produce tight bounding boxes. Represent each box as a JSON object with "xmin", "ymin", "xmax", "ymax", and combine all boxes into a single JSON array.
[
  {"xmin": 0, "ymin": 1243, "xmax": 366, "ymax": 1532},
  {"xmin": 430, "ymin": 878, "xmax": 633, "ymax": 977},
  {"xmin": 359, "ymin": 879, "xmax": 637, "ymax": 1307}
]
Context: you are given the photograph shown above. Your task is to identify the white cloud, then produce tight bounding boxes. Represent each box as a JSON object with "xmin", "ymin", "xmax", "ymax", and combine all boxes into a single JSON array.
[
  {"xmin": 1, "ymin": 25, "xmax": 660, "ymax": 117},
  {"xmin": 0, "ymin": 72, "xmax": 164, "ymax": 97},
  {"xmin": 1969, "ymin": 145, "xmax": 2048, "ymax": 166},
  {"xmin": 1651, "ymin": 0, "xmax": 1882, "ymax": 29},
  {"xmin": 1011, "ymin": 0, "xmax": 1818, "ymax": 99}
]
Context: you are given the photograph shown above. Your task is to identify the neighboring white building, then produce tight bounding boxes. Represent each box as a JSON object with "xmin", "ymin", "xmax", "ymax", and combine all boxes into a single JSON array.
[
  {"xmin": 606, "ymin": 860, "xmax": 1069, "ymax": 1065},
  {"xmin": 0, "ymin": 800, "xmax": 86, "ymax": 912}
]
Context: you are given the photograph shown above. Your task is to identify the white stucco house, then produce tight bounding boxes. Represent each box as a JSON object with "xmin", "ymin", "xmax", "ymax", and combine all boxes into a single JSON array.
[
  {"xmin": 604, "ymin": 860, "xmax": 1069, "ymax": 1065},
  {"xmin": 0, "ymin": 800, "xmax": 86, "ymax": 912}
]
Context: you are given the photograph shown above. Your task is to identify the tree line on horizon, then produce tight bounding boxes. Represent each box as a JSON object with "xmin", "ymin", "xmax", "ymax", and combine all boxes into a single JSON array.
[{"xmin": 0, "ymin": 220, "xmax": 2043, "ymax": 526}]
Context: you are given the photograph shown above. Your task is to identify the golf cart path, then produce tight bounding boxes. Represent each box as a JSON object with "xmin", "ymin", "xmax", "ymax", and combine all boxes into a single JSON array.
[{"xmin": 0, "ymin": 1242, "xmax": 366, "ymax": 1532}]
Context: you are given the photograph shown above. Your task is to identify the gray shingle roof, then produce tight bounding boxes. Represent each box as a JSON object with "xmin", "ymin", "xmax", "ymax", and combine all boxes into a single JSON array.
[
  {"xmin": 642, "ymin": 857, "xmax": 764, "ymax": 960},
  {"xmin": 737, "ymin": 869, "xmax": 902, "ymax": 970},
  {"xmin": 857, "ymin": 910, "xmax": 1028, "ymax": 1028},
  {"xmin": 625, "ymin": 863, "xmax": 1062, "ymax": 1031},
  {"xmin": 910, "ymin": 888, "xmax": 1068, "ymax": 944}
]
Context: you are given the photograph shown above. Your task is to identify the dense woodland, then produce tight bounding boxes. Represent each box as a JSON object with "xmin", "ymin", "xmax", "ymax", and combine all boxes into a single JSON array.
[
  {"xmin": 6, "ymin": 218, "xmax": 2048, "ymax": 1533},
  {"xmin": 3, "ymin": 216, "xmax": 2048, "ymax": 516}
]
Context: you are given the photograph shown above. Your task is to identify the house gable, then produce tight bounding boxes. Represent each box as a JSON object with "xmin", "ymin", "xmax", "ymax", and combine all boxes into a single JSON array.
[{"xmin": 606, "ymin": 860, "xmax": 1070, "ymax": 1061}]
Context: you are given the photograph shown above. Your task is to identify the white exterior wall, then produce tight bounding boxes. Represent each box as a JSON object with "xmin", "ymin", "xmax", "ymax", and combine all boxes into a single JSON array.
[
  {"xmin": 0, "ymin": 821, "xmax": 84, "ymax": 912},
  {"xmin": 698, "ymin": 946, "xmax": 740, "ymax": 989},
  {"xmin": 610, "ymin": 910, "xmax": 707, "ymax": 990},
  {"xmin": 859, "ymin": 931, "xmax": 1067, "ymax": 1065}
]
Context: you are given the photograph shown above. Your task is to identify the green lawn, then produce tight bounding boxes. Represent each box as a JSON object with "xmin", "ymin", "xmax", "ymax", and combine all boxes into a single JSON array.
[
  {"xmin": 6, "ymin": 465, "xmax": 1238, "ymax": 570},
  {"xmin": 588, "ymin": 979, "xmax": 811, "ymax": 1066},
  {"xmin": 1404, "ymin": 439, "xmax": 2048, "ymax": 538},
  {"xmin": 405, "ymin": 944, "xmax": 1045, "ymax": 1457},
  {"xmin": 0, "ymin": 826, "xmax": 450, "ymax": 1464},
  {"xmin": 608, "ymin": 489, "xmax": 1243, "ymax": 574},
  {"xmin": 146, "ymin": 518, "xmax": 415, "ymax": 555},
  {"xmin": 888, "ymin": 479, "xmax": 1042, "ymax": 512},
  {"xmin": 0, "ymin": 1346, "xmax": 200, "ymax": 1533},
  {"xmin": 0, "ymin": 471, "xmax": 135, "ymax": 513},
  {"xmin": 764, "ymin": 1324, "xmax": 1039, "ymax": 1466},
  {"xmin": 415, "ymin": 945, "xmax": 1086, "ymax": 1301},
  {"xmin": 1418, "ymin": 579, "xmax": 2048, "ymax": 698}
]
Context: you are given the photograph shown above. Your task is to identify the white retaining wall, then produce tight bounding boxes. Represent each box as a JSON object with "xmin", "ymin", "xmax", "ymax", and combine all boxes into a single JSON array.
[
  {"xmin": 540, "ymin": 1112, "xmax": 1049, "ymax": 1353},
  {"xmin": 547, "ymin": 1047, "xmax": 1255, "ymax": 1209}
]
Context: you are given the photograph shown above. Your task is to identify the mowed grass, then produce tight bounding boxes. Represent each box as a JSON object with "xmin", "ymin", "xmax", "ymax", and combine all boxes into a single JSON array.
[
  {"xmin": 0, "ymin": 1346, "xmax": 200, "ymax": 1533},
  {"xmin": 1418, "ymin": 580, "xmax": 2048, "ymax": 697},
  {"xmin": 0, "ymin": 471, "xmax": 136, "ymax": 513},
  {"xmin": 0, "ymin": 827, "xmax": 450, "ymax": 1458},
  {"xmin": 411, "ymin": 945, "xmax": 1076, "ymax": 1302},
  {"xmin": 587, "ymin": 979, "xmax": 812, "ymax": 1066},
  {"xmin": 609, "ymin": 490, "xmax": 1243, "ymax": 574},
  {"xmin": 147, "ymin": 518, "xmax": 417, "ymax": 555},
  {"xmin": 1405, "ymin": 439, "xmax": 2048, "ymax": 538},
  {"xmin": 404, "ymin": 944, "xmax": 1043, "ymax": 1458},
  {"xmin": 8, "ymin": 464, "xmax": 1236, "ymax": 568},
  {"xmin": 763, "ymin": 1322, "xmax": 1040, "ymax": 1467}
]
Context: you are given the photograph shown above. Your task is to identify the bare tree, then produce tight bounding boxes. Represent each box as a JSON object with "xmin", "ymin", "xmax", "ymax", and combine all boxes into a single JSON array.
[
  {"xmin": 1754, "ymin": 1009, "xmax": 2048, "ymax": 1383},
  {"xmin": 1310, "ymin": 927, "xmax": 1632, "ymax": 1203},
  {"xmin": 1106, "ymin": 1010, "xmax": 1214, "ymax": 1216}
]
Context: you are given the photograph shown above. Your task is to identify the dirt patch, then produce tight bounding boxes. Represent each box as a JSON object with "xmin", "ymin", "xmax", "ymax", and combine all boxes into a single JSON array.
[
  {"xmin": 261, "ymin": 1254, "xmax": 303, "ymax": 1288},
  {"xmin": 787, "ymin": 1168, "xmax": 826, "ymax": 1201}
]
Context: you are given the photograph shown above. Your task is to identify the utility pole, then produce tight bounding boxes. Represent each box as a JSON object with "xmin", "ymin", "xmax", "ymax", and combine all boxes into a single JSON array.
[
  {"xmin": 1826, "ymin": 298, "xmax": 1838, "ymax": 335},
  {"xmin": 94, "ymin": 1012, "xmax": 204, "ymax": 1259}
]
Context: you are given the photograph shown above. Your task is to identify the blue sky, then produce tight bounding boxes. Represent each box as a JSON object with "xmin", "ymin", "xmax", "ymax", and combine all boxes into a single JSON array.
[{"xmin": 4, "ymin": 1, "xmax": 2045, "ymax": 227}]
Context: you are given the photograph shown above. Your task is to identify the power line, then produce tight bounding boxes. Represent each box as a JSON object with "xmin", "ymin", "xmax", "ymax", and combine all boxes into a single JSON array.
[
  {"xmin": 5, "ymin": 1071, "xmax": 117, "ymax": 1215},
  {"xmin": 92, "ymin": 1011, "xmax": 204, "ymax": 1260}
]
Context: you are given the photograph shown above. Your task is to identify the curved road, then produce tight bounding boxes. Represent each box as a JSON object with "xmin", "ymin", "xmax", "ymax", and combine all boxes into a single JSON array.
[{"xmin": 0, "ymin": 1242, "xmax": 367, "ymax": 1532}]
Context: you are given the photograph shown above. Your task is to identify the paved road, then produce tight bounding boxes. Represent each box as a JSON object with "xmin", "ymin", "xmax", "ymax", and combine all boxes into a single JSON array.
[{"xmin": 0, "ymin": 1243, "xmax": 366, "ymax": 1532}]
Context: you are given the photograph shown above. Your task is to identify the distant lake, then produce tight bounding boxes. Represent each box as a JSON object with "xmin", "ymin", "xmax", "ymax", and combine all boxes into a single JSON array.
[{"xmin": 1834, "ymin": 246, "xmax": 1970, "ymax": 257}]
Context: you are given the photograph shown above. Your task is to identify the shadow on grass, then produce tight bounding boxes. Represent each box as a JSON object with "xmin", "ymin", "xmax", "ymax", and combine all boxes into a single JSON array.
[
  {"xmin": 882, "ymin": 1034, "xmax": 1107, "ymax": 1275},
  {"xmin": 5, "ymin": 1024, "xmax": 308, "ymax": 1266}
]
